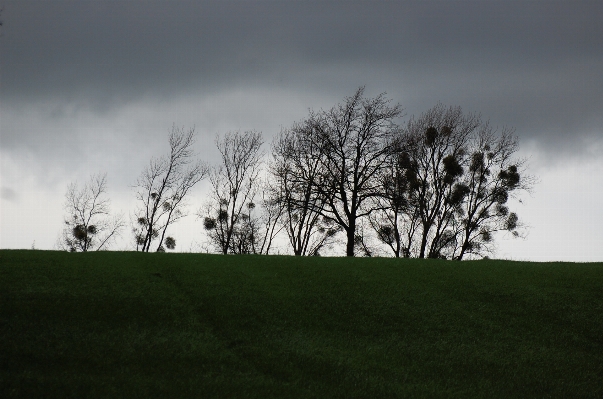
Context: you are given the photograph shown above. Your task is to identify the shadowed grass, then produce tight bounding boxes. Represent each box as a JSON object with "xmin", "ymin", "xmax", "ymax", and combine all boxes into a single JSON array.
[{"xmin": 1, "ymin": 250, "xmax": 602, "ymax": 398}]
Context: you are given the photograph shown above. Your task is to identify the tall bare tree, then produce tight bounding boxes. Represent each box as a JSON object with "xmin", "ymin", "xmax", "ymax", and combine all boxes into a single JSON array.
[
  {"xmin": 59, "ymin": 173, "xmax": 124, "ymax": 252},
  {"xmin": 133, "ymin": 125, "xmax": 208, "ymax": 252},
  {"xmin": 310, "ymin": 87, "xmax": 403, "ymax": 256},
  {"xmin": 201, "ymin": 130, "xmax": 265, "ymax": 254}
]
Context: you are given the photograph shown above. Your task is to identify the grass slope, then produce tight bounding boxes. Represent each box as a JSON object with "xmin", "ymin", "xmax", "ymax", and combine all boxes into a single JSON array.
[{"xmin": 1, "ymin": 250, "xmax": 602, "ymax": 398}]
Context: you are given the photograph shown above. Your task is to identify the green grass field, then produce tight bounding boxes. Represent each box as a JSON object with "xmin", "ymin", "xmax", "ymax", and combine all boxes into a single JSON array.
[{"xmin": 1, "ymin": 250, "xmax": 602, "ymax": 398}]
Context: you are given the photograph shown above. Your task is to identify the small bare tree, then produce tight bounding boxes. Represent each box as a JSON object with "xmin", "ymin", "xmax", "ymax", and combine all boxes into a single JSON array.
[
  {"xmin": 201, "ymin": 130, "xmax": 265, "ymax": 254},
  {"xmin": 133, "ymin": 125, "xmax": 208, "ymax": 252},
  {"xmin": 59, "ymin": 173, "xmax": 124, "ymax": 252}
]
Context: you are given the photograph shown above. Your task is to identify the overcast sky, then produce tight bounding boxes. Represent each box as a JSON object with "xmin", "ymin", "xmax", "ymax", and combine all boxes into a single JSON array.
[{"xmin": 1, "ymin": 0, "xmax": 602, "ymax": 261}]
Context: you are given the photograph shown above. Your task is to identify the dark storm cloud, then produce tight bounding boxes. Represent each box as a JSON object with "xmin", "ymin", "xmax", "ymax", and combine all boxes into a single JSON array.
[{"xmin": 1, "ymin": 0, "xmax": 602, "ymax": 153}]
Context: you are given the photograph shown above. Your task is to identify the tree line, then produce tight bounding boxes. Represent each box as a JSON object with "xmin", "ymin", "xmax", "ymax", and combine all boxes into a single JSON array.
[{"xmin": 58, "ymin": 87, "xmax": 532, "ymax": 259}]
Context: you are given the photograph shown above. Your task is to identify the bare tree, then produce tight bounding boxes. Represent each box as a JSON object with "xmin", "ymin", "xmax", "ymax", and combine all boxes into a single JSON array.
[
  {"xmin": 133, "ymin": 125, "xmax": 208, "ymax": 252},
  {"xmin": 215, "ymin": 183, "xmax": 284, "ymax": 255},
  {"xmin": 270, "ymin": 123, "xmax": 340, "ymax": 256},
  {"xmin": 201, "ymin": 130, "xmax": 265, "ymax": 254},
  {"xmin": 451, "ymin": 125, "xmax": 533, "ymax": 259},
  {"xmin": 59, "ymin": 173, "xmax": 124, "ymax": 252},
  {"xmin": 393, "ymin": 104, "xmax": 533, "ymax": 259},
  {"xmin": 395, "ymin": 105, "xmax": 478, "ymax": 258},
  {"xmin": 309, "ymin": 87, "xmax": 404, "ymax": 256}
]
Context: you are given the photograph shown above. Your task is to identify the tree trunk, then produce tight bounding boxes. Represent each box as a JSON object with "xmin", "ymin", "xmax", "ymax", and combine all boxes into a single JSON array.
[
  {"xmin": 346, "ymin": 230, "xmax": 355, "ymax": 256},
  {"xmin": 345, "ymin": 218, "xmax": 356, "ymax": 257},
  {"xmin": 419, "ymin": 224, "xmax": 429, "ymax": 259},
  {"xmin": 457, "ymin": 230, "xmax": 471, "ymax": 260}
]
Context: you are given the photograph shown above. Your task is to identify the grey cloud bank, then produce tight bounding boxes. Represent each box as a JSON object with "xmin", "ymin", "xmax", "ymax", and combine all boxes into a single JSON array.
[{"xmin": 3, "ymin": 1, "xmax": 602, "ymax": 148}]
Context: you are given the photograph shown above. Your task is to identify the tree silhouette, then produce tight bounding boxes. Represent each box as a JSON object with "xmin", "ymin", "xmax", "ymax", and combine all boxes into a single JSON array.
[
  {"xmin": 133, "ymin": 125, "xmax": 208, "ymax": 252},
  {"xmin": 390, "ymin": 104, "xmax": 533, "ymax": 259},
  {"xmin": 59, "ymin": 173, "xmax": 124, "ymax": 252},
  {"xmin": 201, "ymin": 130, "xmax": 266, "ymax": 254},
  {"xmin": 309, "ymin": 87, "xmax": 403, "ymax": 256},
  {"xmin": 270, "ymin": 122, "xmax": 340, "ymax": 256},
  {"xmin": 452, "ymin": 126, "xmax": 532, "ymax": 259},
  {"xmin": 394, "ymin": 105, "xmax": 478, "ymax": 258}
]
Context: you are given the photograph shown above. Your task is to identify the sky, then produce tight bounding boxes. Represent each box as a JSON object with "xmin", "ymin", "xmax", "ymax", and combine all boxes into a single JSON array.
[{"xmin": 1, "ymin": 0, "xmax": 602, "ymax": 261}]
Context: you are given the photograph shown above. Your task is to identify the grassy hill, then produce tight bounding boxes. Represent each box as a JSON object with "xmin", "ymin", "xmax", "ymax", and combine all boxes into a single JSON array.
[{"xmin": 1, "ymin": 250, "xmax": 602, "ymax": 398}]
